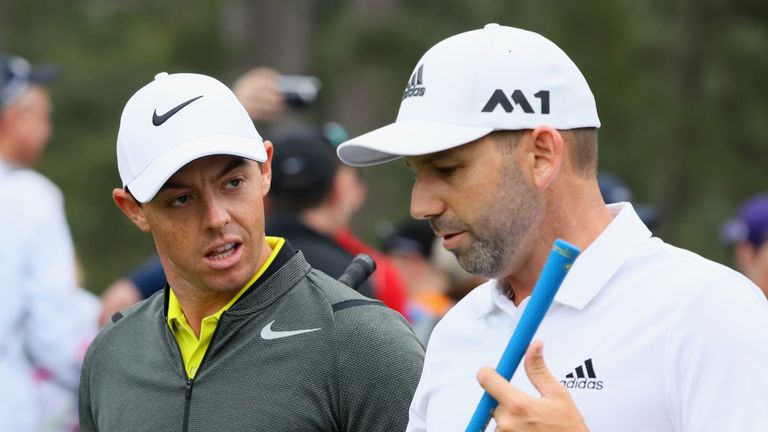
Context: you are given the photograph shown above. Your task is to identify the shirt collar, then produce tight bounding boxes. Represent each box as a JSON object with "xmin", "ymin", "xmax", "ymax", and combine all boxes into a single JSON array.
[
  {"xmin": 167, "ymin": 236, "xmax": 286, "ymax": 329},
  {"xmin": 484, "ymin": 202, "xmax": 651, "ymax": 316}
]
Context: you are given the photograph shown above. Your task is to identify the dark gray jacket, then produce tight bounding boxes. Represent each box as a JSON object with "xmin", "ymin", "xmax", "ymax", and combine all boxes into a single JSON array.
[{"xmin": 79, "ymin": 244, "xmax": 424, "ymax": 432}]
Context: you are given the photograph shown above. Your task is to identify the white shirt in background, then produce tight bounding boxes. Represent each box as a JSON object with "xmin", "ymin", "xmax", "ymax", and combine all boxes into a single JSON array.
[{"xmin": 0, "ymin": 157, "xmax": 99, "ymax": 432}]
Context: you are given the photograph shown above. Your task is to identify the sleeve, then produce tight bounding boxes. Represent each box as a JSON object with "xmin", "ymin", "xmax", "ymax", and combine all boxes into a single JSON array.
[
  {"xmin": 405, "ymin": 311, "xmax": 454, "ymax": 432},
  {"xmin": 334, "ymin": 302, "xmax": 425, "ymax": 432},
  {"xmin": 404, "ymin": 349, "xmax": 435, "ymax": 432},
  {"xmin": 20, "ymin": 180, "xmax": 99, "ymax": 389},
  {"xmin": 664, "ymin": 274, "xmax": 768, "ymax": 432},
  {"xmin": 78, "ymin": 338, "xmax": 101, "ymax": 432}
]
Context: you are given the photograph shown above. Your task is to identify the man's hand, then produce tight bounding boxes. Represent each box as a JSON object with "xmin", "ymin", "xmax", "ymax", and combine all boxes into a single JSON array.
[
  {"xmin": 232, "ymin": 67, "xmax": 285, "ymax": 122},
  {"xmin": 476, "ymin": 341, "xmax": 588, "ymax": 431}
]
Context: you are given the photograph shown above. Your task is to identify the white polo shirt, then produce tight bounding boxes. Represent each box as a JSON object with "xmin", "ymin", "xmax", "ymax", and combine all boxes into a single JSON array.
[{"xmin": 407, "ymin": 203, "xmax": 768, "ymax": 432}]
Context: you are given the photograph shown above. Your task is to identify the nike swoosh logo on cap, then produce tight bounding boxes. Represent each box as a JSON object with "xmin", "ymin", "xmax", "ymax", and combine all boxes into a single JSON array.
[
  {"xmin": 260, "ymin": 320, "xmax": 321, "ymax": 340},
  {"xmin": 152, "ymin": 95, "xmax": 204, "ymax": 126}
]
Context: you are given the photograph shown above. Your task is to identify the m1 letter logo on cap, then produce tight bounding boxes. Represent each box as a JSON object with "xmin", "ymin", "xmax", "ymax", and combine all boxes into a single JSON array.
[
  {"xmin": 402, "ymin": 65, "xmax": 426, "ymax": 100},
  {"xmin": 481, "ymin": 89, "xmax": 550, "ymax": 114}
]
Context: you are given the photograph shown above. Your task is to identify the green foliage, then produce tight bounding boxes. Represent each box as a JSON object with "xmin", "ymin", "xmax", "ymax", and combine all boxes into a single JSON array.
[{"xmin": 5, "ymin": 0, "xmax": 768, "ymax": 292}]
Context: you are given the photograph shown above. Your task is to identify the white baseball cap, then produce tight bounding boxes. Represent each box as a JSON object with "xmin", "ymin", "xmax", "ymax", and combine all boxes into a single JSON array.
[
  {"xmin": 116, "ymin": 72, "xmax": 266, "ymax": 203},
  {"xmin": 337, "ymin": 24, "xmax": 601, "ymax": 166}
]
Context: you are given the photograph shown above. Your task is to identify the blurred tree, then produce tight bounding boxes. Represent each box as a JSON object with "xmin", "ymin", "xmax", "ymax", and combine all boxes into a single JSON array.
[{"xmin": 3, "ymin": 0, "xmax": 767, "ymax": 293}]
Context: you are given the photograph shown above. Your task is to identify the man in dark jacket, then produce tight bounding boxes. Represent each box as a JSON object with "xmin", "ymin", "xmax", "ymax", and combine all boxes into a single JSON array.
[
  {"xmin": 267, "ymin": 127, "xmax": 376, "ymax": 298},
  {"xmin": 79, "ymin": 72, "xmax": 424, "ymax": 432}
]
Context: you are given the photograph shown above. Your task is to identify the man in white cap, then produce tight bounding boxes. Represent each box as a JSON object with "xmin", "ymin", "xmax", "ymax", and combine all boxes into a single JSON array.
[
  {"xmin": 79, "ymin": 72, "xmax": 424, "ymax": 431},
  {"xmin": 337, "ymin": 24, "xmax": 768, "ymax": 431}
]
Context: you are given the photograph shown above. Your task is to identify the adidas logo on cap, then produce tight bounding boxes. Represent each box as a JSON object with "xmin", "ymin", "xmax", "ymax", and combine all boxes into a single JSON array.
[
  {"xmin": 401, "ymin": 65, "xmax": 426, "ymax": 100},
  {"xmin": 560, "ymin": 359, "xmax": 604, "ymax": 390},
  {"xmin": 336, "ymin": 24, "xmax": 602, "ymax": 167}
]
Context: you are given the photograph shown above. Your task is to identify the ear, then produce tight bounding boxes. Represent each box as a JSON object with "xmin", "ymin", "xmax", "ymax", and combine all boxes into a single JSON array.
[
  {"xmin": 113, "ymin": 188, "xmax": 151, "ymax": 232},
  {"xmin": 528, "ymin": 126, "xmax": 564, "ymax": 189},
  {"xmin": 260, "ymin": 140, "xmax": 274, "ymax": 196}
]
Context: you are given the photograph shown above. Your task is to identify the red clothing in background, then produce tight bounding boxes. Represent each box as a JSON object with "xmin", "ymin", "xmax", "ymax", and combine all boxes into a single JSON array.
[{"xmin": 334, "ymin": 228, "xmax": 410, "ymax": 320}]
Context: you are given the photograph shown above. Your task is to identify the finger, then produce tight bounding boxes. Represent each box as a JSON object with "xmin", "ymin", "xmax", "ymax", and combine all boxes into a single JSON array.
[
  {"xmin": 523, "ymin": 340, "xmax": 564, "ymax": 398},
  {"xmin": 477, "ymin": 367, "xmax": 536, "ymax": 409}
]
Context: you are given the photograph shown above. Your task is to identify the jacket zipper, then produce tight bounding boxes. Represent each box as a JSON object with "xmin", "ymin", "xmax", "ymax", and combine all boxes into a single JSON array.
[
  {"xmin": 179, "ymin": 316, "xmax": 224, "ymax": 432},
  {"xmin": 182, "ymin": 378, "xmax": 194, "ymax": 432}
]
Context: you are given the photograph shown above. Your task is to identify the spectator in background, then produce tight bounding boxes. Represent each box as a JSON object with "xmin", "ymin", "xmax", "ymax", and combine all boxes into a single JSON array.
[
  {"xmin": 232, "ymin": 67, "xmax": 286, "ymax": 124},
  {"xmin": 267, "ymin": 126, "xmax": 376, "ymax": 298},
  {"xmin": 383, "ymin": 219, "xmax": 453, "ymax": 344},
  {"xmin": 721, "ymin": 193, "xmax": 768, "ymax": 297},
  {"xmin": 322, "ymin": 122, "xmax": 410, "ymax": 317},
  {"xmin": 598, "ymin": 171, "xmax": 660, "ymax": 229},
  {"xmin": 429, "ymin": 237, "xmax": 487, "ymax": 303},
  {"xmin": 98, "ymin": 254, "xmax": 165, "ymax": 325},
  {"xmin": 269, "ymin": 124, "xmax": 410, "ymax": 316},
  {"xmin": 0, "ymin": 54, "xmax": 99, "ymax": 432}
]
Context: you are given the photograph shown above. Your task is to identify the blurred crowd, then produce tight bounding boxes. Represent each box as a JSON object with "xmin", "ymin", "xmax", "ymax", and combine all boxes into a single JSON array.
[{"xmin": 2, "ymin": 51, "xmax": 768, "ymax": 431}]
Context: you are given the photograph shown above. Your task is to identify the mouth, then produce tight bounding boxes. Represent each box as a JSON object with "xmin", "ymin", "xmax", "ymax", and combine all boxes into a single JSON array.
[
  {"xmin": 441, "ymin": 231, "xmax": 467, "ymax": 249},
  {"xmin": 203, "ymin": 241, "xmax": 243, "ymax": 269}
]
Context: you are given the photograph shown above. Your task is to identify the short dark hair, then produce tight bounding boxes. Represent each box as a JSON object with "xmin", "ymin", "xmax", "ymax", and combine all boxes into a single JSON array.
[
  {"xmin": 561, "ymin": 127, "xmax": 598, "ymax": 178},
  {"xmin": 269, "ymin": 128, "xmax": 338, "ymax": 213},
  {"xmin": 490, "ymin": 127, "xmax": 598, "ymax": 177}
]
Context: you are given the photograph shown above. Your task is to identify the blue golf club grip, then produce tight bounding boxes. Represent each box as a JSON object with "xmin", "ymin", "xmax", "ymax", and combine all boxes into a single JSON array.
[{"xmin": 465, "ymin": 238, "xmax": 580, "ymax": 432}]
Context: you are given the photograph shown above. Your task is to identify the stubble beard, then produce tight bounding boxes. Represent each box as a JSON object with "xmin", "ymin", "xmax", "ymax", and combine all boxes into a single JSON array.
[{"xmin": 444, "ymin": 161, "xmax": 543, "ymax": 278}]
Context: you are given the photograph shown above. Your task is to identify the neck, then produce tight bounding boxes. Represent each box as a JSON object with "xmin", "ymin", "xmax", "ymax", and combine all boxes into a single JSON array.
[
  {"xmin": 167, "ymin": 239, "xmax": 273, "ymax": 336},
  {"xmin": 504, "ymin": 176, "xmax": 612, "ymax": 306},
  {"xmin": 301, "ymin": 203, "xmax": 344, "ymax": 236},
  {"xmin": 169, "ymin": 284, "xmax": 235, "ymax": 337}
]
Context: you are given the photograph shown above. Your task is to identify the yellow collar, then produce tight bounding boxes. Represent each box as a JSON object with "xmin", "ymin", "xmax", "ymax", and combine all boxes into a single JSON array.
[{"xmin": 167, "ymin": 236, "xmax": 285, "ymax": 331}]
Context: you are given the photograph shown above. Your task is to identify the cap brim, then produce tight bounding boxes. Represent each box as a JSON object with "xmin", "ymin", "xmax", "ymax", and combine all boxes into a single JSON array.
[
  {"xmin": 337, "ymin": 120, "xmax": 493, "ymax": 167},
  {"xmin": 127, "ymin": 135, "xmax": 266, "ymax": 203}
]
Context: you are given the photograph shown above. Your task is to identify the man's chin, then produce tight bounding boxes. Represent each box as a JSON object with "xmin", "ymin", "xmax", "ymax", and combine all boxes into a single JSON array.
[{"xmin": 203, "ymin": 270, "xmax": 254, "ymax": 294}]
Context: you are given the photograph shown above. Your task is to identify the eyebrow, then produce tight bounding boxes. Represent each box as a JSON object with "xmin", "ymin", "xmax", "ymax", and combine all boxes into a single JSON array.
[
  {"xmin": 160, "ymin": 157, "xmax": 248, "ymax": 191},
  {"xmin": 406, "ymin": 152, "xmax": 453, "ymax": 170}
]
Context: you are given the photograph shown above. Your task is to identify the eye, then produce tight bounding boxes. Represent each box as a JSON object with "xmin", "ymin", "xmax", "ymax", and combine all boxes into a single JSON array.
[
  {"xmin": 225, "ymin": 178, "xmax": 243, "ymax": 189},
  {"xmin": 435, "ymin": 165, "xmax": 459, "ymax": 176},
  {"xmin": 169, "ymin": 194, "xmax": 190, "ymax": 208}
]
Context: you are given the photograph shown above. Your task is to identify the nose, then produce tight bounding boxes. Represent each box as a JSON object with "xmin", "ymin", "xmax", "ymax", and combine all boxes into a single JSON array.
[
  {"xmin": 203, "ymin": 196, "xmax": 231, "ymax": 231},
  {"xmin": 410, "ymin": 176, "xmax": 444, "ymax": 220}
]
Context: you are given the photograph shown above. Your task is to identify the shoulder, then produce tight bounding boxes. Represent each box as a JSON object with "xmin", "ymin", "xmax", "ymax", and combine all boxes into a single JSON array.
[
  {"xmin": 84, "ymin": 292, "xmax": 164, "ymax": 362},
  {"xmin": 616, "ymin": 239, "xmax": 768, "ymax": 346},
  {"xmin": 1, "ymin": 168, "xmax": 64, "ymax": 217},
  {"xmin": 302, "ymin": 267, "xmax": 424, "ymax": 356},
  {"xmin": 305, "ymin": 268, "xmax": 377, "ymax": 307},
  {"xmin": 4, "ymin": 168, "xmax": 62, "ymax": 200},
  {"xmin": 634, "ymin": 238, "xmax": 763, "ymax": 300}
]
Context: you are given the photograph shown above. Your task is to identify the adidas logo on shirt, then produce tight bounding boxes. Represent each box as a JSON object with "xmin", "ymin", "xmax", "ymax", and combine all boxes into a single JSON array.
[
  {"xmin": 402, "ymin": 65, "xmax": 426, "ymax": 99},
  {"xmin": 560, "ymin": 359, "xmax": 604, "ymax": 390}
]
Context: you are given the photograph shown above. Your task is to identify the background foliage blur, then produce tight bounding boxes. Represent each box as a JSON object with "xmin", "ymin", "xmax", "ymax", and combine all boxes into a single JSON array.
[{"xmin": 2, "ymin": 0, "xmax": 768, "ymax": 293}]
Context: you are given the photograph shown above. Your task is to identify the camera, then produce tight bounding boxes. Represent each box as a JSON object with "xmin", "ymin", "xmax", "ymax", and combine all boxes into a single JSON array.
[{"xmin": 278, "ymin": 75, "xmax": 321, "ymax": 109}]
